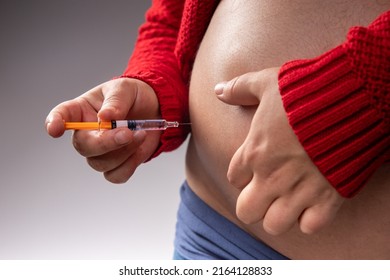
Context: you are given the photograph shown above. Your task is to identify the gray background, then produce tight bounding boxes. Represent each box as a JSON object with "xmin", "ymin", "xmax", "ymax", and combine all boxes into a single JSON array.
[{"xmin": 0, "ymin": 0, "xmax": 187, "ymax": 259}]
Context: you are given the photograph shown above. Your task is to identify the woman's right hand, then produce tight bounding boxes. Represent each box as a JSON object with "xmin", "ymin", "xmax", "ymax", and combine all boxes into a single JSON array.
[{"xmin": 45, "ymin": 78, "xmax": 162, "ymax": 183}]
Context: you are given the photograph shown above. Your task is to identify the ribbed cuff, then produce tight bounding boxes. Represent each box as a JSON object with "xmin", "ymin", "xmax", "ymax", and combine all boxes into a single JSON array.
[
  {"xmin": 279, "ymin": 45, "xmax": 389, "ymax": 197},
  {"xmin": 120, "ymin": 71, "xmax": 190, "ymax": 159}
]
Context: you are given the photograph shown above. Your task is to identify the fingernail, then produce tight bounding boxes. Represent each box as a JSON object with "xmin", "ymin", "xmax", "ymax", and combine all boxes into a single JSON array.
[
  {"xmin": 214, "ymin": 82, "xmax": 227, "ymax": 95},
  {"xmin": 45, "ymin": 114, "xmax": 58, "ymax": 129},
  {"xmin": 45, "ymin": 117, "xmax": 52, "ymax": 130},
  {"xmin": 97, "ymin": 105, "xmax": 116, "ymax": 121},
  {"xmin": 114, "ymin": 130, "xmax": 130, "ymax": 145}
]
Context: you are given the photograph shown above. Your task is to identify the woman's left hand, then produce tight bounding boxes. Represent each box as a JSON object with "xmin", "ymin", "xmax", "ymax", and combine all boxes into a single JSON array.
[{"xmin": 215, "ymin": 67, "xmax": 345, "ymax": 235}]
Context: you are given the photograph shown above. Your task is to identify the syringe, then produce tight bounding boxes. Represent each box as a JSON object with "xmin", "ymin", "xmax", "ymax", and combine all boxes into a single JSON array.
[{"xmin": 64, "ymin": 119, "xmax": 189, "ymax": 131}]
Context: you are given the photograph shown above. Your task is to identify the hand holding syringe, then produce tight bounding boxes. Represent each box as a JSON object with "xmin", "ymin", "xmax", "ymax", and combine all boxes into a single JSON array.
[
  {"xmin": 64, "ymin": 119, "xmax": 190, "ymax": 131},
  {"xmin": 45, "ymin": 78, "xmax": 186, "ymax": 184}
]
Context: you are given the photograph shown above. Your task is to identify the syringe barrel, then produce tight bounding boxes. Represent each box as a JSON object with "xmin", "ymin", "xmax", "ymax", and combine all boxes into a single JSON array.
[{"xmin": 111, "ymin": 119, "xmax": 178, "ymax": 130}]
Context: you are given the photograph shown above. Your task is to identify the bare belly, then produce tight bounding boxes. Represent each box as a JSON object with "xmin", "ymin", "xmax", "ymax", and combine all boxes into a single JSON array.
[{"xmin": 186, "ymin": 0, "xmax": 390, "ymax": 259}]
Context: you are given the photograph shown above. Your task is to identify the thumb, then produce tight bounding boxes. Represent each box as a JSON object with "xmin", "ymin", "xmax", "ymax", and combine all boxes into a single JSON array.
[
  {"xmin": 97, "ymin": 79, "xmax": 137, "ymax": 121},
  {"xmin": 214, "ymin": 71, "xmax": 263, "ymax": 106}
]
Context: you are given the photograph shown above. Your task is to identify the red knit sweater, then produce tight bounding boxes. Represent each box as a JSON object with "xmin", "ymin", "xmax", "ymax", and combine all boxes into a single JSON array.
[{"xmin": 122, "ymin": 0, "xmax": 389, "ymax": 198}]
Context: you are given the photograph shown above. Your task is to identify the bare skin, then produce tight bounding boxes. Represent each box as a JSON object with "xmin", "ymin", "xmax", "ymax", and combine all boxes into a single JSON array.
[
  {"xmin": 46, "ymin": 0, "xmax": 390, "ymax": 260},
  {"xmin": 187, "ymin": 0, "xmax": 390, "ymax": 259}
]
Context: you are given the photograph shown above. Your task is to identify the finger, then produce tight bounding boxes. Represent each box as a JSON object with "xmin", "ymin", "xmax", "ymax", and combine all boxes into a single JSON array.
[
  {"xmin": 45, "ymin": 84, "xmax": 106, "ymax": 138},
  {"xmin": 86, "ymin": 131, "xmax": 146, "ymax": 173},
  {"xmin": 227, "ymin": 145, "xmax": 254, "ymax": 189},
  {"xmin": 103, "ymin": 130, "xmax": 160, "ymax": 183},
  {"xmin": 97, "ymin": 79, "xmax": 138, "ymax": 121},
  {"xmin": 263, "ymin": 177, "xmax": 343, "ymax": 235},
  {"xmin": 103, "ymin": 145, "xmax": 148, "ymax": 184},
  {"xmin": 298, "ymin": 194, "xmax": 343, "ymax": 235},
  {"xmin": 214, "ymin": 72, "xmax": 264, "ymax": 106},
  {"xmin": 262, "ymin": 195, "xmax": 306, "ymax": 235},
  {"xmin": 72, "ymin": 128, "xmax": 145, "ymax": 158},
  {"xmin": 45, "ymin": 111, "xmax": 67, "ymax": 138},
  {"xmin": 260, "ymin": 174, "xmax": 317, "ymax": 236},
  {"xmin": 236, "ymin": 178, "xmax": 277, "ymax": 224},
  {"xmin": 45, "ymin": 99, "xmax": 85, "ymax": 138}
]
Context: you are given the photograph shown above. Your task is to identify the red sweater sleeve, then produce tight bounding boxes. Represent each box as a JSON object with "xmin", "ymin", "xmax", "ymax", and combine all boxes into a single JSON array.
[
  {"xmin": 121, "ymin": 0, "xmax": 189, "ymax": 157},
  {"xmin": 279, "ymin": 11, "xmax": 390, "ymax": 197},
  {"xmin": 121, "ymin": 0, "xmax": 217, "ymax": 158}
]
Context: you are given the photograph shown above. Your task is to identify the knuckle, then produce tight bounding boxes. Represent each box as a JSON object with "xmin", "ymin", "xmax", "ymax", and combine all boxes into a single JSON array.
[
  {"xmin": 247, "ymin": 72, "xmax": 262, "ymax": 92},
  {"xmin": 236, "ymin": 208, "xmax": 259, "ymax": 225},
  {"xmin": 104, "ymin": 173, "xmax": 129, "ymax": 184},
  {"xmin": 226, "ymin": 168, "xmax": 241, "ymax": 187},
  {"xmin": 72, "ymin": 133, "xmax": 87, "ymax": 155},
  {"xmin": 235, "ymin": 144, "xmax": 260, "ymax": 168},
  {"xmin": 236, "ymin": 195, "xmax": 260, "ymax": 225},
  {"xmin": 73, "ymin": 132, "xmax": 113, "ymax": 156},
  {"xmin": 228, "ymin": 76, "xmax": 240, "ymax": 95},
  {"xmin": 86, "ymin": 157, "xmax": 107, "ymax": 172},
  {"xmin": 262, "ymin": 207, "xmax": 294, "ymax": 236},
  {"xmin": 95, "ymin": 133, "xmax": 112, "ymax": 151},
  {"xmin": 243, "ymin": 145, "xmax": 259, "ymax": 163},
  {"xmin": 299, "ymin": 215, "xmax": 325, "ymax": 235},
  {"xmin": 102, "ymin": 153, "xmax": 143, "ymax": 184},
  {"xmin": 263, "ymin": 222, "xmax": 284, "ymax": 236},
  {"xmin": 104, "ymin": 169, "xmax": 133, "ymax": 184},
  {"xmin": 112, "ymin": 77, "xmax": 135, "ymax": 93},
  {"xmin": 300, "ymin": 223, "xmax": 317, "ymax": 235},
  {"xmin": 263, "ymin": 214, "xmax": 290, "ymax": 236}
]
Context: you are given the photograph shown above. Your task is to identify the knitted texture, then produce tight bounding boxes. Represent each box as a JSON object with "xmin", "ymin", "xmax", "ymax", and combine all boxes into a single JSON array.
[
  {"xmin": 279, "ymin": 11, "xmax": 390, "ymax": 197},
  {"xmin": 122, "ymin": 0, "xmax": 218, "ymax": 157}
]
